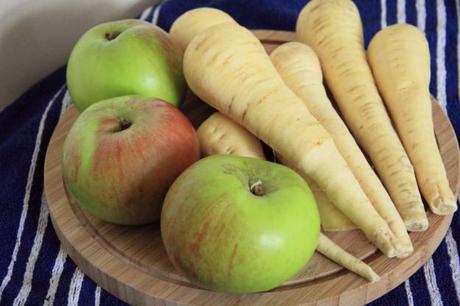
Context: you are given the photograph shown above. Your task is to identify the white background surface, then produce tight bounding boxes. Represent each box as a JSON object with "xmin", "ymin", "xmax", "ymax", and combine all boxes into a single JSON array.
[{"xmin": 0, "ymin": 0, "xmax": 158, "ymax": 111}]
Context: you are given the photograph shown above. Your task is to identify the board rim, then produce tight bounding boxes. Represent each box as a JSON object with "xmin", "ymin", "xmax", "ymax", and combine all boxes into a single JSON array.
[{"xmin": 44, "ymin": 30, "xmax": 460, "ymax": 306}]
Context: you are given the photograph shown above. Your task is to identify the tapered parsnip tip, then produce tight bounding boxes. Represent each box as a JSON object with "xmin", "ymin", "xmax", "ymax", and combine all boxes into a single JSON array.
[
  {"xmin": 405, "ymin": 218, "xmax": 429, "ymax": 232},
  {"xmin": 370, "ymin": 229, "xmax": 400, "ymax": 258},
  {"xmin": 368, "ymin": 269, "xmax": 381, "ymax": 283},
  {"xmin": 431, "ymin": 198, "xmax": 457, "ymax": 215},
  {"xmin": 395, "ymin": 242, "xmax": 414, "ymax": 259},
  {"xmin": 317, "ymin": 234, "xmax": 380, "ymax": 282},
  {"xmin": 170, "ymin": 8, "xmax": 236, "ymax": 50},
  {"xmin": 427, "ymin": 185, "xmax": 458, "ymax": 215}
]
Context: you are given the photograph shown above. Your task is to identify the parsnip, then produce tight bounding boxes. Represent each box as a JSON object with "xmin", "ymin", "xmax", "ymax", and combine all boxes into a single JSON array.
[
  {"xmin": 306, "ymin": 177, "xmax": 357, "ymax": 231},
  {"xmin": 270, "ymin": 42, "xmax": 412, "ymax": 256},
  {"xmin": 197, "ymin": 112, "xmax": 265, "ymax": 159},
  {"xmin": 296, "ymin": 0, "xmax": 428, "ymax": 231},
  {"xmin": 170, "ymin": 8, "xmax": 236, "ymax": 51},
  {"xmin": 197, "ymin": 112, "xmax": 378, "ymax": 282},
  {"xmin": 176, "ymin": 10, "xmax": 402, "ymax": 257},
  {"xmin": 368, "ymin": 24, "xmax": 456, "ymax": 215},
  {"xmin": 317, "ymin": 234, "xmax": 380, "ymax": 282}
]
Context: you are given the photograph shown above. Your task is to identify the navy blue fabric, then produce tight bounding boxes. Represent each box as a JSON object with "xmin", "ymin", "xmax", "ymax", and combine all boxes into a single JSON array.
[{"xmin": 0, "ymin": 1, "xmax": 458, "ymax": 305}]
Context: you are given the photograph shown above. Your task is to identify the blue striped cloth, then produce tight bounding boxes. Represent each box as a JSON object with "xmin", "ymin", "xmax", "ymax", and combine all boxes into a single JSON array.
[{"xmin": 0, "ymin": 0, "xmax": 458, "ymax": 305}]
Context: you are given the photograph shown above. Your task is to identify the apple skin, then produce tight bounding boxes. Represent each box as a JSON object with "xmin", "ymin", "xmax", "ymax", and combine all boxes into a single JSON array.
[
  {"xmin": 62, "ymin": 96, "xmax": 200, "ymax": 225},
  {"xmin": 161, "ymin": 155, "xmax": 320, "ymax": 293},
  {"xmin": 67, "ymin": 19, "xmax": 186, "ymax": 112}
]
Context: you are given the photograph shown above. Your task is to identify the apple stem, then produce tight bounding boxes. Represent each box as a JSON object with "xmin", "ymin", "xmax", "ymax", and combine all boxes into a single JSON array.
[
  {"xmin": 118, "ymin": 119, "xmax": 132, "ymax": 131},
  {"xmin": 105, "ymin": 31, "xmax": 121, "ymax": 41},
  {"xmin": 249, "ymin": 180, "xmax": 265, "ymax": 196}
]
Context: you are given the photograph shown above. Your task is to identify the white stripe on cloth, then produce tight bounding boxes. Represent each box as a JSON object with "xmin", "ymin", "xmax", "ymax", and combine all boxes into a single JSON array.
[
  {"xmin": 13, "ymin": 194, "xmax": 51, "ymax": 306},
  {"xmin": 94, "ymin": 286, "xmax": 101, "ymax": 306},
  {"xmin": 397, "ymin": 0, "xmax": 406, "ymax": 23},
  {"xmin": 152, "ymin": 5, "xmax": 162, "ymax": 25},
  {"xmin": 423, "ymin": 258, "xmax": 443, "ymax": 306},
  {"xmin": 396, "ymin": 2, "xmax": 413, "ymax": 305},
  {"xmin": 13, "ymin": 90, "xmax": 68, "ymax": 305},
  {"xmin": 405, "ymin": 280, "xmax": 415, "ymax": 306},
  {"xmin": 445, "ymin": 228, "xmax": 460, "ymax": 302},
  {"xmin": 0, "ymin": 84, "xmax": 65, "ymax": 301},
  {"xmin": 416, "ymin": 0, "xmax": 426, "ymax": 32},
  {"xmin": 381, "ymin": 0, "xmax": 387, "ymax": 28},
  {"xmin": 140, "ymin": 5, "xmax": 153, "ymax": 21},
  {"xmin": 59, "ymin": 91, "xmax": 71, "ymax": 118},
  {"xmin": 436, "ymin": 0, "xmax": 447, "ymax": 112},
  {"xmin": 43, "ymin": 246, "xmax": 67, "ymax": 306},
  {"xmin": 67, "ymin": 269, "xmax": 85, "ymax": 306}
]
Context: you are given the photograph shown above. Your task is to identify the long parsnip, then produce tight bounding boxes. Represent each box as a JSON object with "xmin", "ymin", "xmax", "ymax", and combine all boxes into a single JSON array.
[
  {"xmin": 270, "ymin": 42, "xmax": 412, "ymax": 256},
  {"xmin": 368, "ymin": 24, "xmax": 456, "ymax": 215},
  {"xmin": 197, "ymin": 112, "xmax": 379, "ymax": 282},
  {"xmin": 176, "ymin": 9, "xmax": 401, "ymax": 257},
  {"xmin": 296, "ymin": 0, "xmax": 428, "ymax": 231}
]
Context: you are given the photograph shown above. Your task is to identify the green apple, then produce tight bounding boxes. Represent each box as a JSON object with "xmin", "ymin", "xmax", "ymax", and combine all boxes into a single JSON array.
[
  {"xmin": 161, "ymin": 155, "xmax": 320, "ymax": 293},
  {"xmin": 62, "ymin": 96, "xmax": 200, "ymax": 225},
  {"xmin": 67, "ymin": 19, "xmax": 186, "ymax": 112}
]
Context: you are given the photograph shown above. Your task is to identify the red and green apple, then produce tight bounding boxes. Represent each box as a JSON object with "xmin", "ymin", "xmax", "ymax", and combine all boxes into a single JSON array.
[
  {"xmin": 62, "ymin": 96, "xmax": 200, "ymax": 225},
  {"xmin": 161, "ymin": 154, "xmax": 320, "ymax": 293},
  {"xmin": 66, "ymin": 20, "xmax": 186, "ymax": 111}
]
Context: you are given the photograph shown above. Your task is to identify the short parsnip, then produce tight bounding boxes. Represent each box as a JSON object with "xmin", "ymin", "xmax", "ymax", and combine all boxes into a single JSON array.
[
  {"xmin": 176, "ymin": 8, "xmax": 402, "ymax": 257},
  {"xmin": 197, "ymin": 112, "xmax": 265, "ymax": 159},
  {"xmin": 270, "ymin": 42, "xmax": 412, "ymax": 256},
  {"xmin": 197, "ymin": 112, "xmax": 379, "ymax": 282},
  {"xmin": 368, "ymin": 24, "xmax": 456, "ymax": 215},
  {"xmin": 296, "ymin": 0, "xmax": 428, "ymax": 231}
]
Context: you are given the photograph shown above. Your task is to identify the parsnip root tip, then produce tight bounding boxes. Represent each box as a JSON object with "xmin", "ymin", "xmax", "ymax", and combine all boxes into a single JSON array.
[
  {"xmin": 368, "ymin": 270, "xmax": 381, "ymax": 283},
  {"xmin": 431, "ymin": 198, "xmax": 457, "ymax": 215},
  {"xmin": 405, "ymin": 218, "xmax": 429, "ymax": 232}
]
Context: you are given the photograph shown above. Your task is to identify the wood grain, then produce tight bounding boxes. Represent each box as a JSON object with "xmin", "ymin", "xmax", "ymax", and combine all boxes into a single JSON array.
[{"xmin": 44, "ymin": 30, "xmax": 459, "ymax": 306}]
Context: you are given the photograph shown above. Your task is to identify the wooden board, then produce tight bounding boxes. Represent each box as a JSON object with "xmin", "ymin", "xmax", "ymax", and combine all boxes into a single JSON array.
[{"xmin": 44, "ymin": 30, "xmax": 460, "ymax": 306}]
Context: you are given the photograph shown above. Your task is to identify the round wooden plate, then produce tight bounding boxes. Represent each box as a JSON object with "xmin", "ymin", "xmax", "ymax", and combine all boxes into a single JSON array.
[{"xmin": 44, "ymin": 31, "xmax": 460, "ymax": 306}]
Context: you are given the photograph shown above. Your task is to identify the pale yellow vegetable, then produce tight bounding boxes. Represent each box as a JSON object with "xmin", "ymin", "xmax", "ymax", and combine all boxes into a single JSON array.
[
  {"xmin": 198, "ymin": 112, "xmax": 356, "ymax": 231},
  {"xmin": 176, "ymin": 9, "xmax": 402, "ymax": 257},
  {"xmin": 270, "ymin": 42, "xmax": 412, "ymax": 256},
  {"xmin": 170, "ymin": 8, "xmax": 236, "ymax": 51},
  {"xmin": 305, "ymin": 185, "xmax": 356, "ymax": 233},
  {"xmin": 296, "ymin": 0, "xmax": 428, "ymax": 231},
  {"xmin": 368, "ymin": 24, "xmax": 456, "ymax": 215},
  {"xmin": 305, "ymin": 177, "xmax": 357, "ymax": 231},
  {"xmin": 317, "ymin": 234, "xmax": 380, "ymax": 282},
  {"xmin": 197, "ymin": 112, "xmax": 265, "ymax": 159},
  {"xmin": 197, "ymin": 112, "xmax": 379, "ymax": 282}
]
